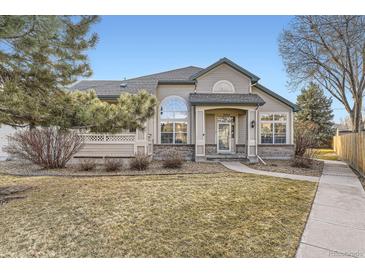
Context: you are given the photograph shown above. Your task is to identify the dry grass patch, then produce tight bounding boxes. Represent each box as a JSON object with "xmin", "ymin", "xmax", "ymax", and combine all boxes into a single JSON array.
[
  {"xmin": 0, "ymin": 173, "xmax": 316, "ymax": 257},
  {"xmin": 312, "ymin": 148, "xmax": 339, "ymax": 161}
]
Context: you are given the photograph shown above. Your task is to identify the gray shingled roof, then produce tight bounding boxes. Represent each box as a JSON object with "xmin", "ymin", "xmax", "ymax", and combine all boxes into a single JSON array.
[
  {"xmin": 189, "ymin": 93, "xmax": 265, "ymax": 106},
  {"xmin": 127, "ymin": 66, "xmax": 202, "ymax": 81},
  {"xmin": 68, "ymin": 58, "xmax": 297, "ymax": 110},
  {"xmin": 70, "ymin": 66, "xmax": 202, "ymax": 98}
]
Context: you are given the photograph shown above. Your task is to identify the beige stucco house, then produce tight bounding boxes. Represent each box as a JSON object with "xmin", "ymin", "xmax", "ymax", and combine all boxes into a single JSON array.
[{"xmin": 70, "ymin": 58, "xmax": 298, "ymax": 162}]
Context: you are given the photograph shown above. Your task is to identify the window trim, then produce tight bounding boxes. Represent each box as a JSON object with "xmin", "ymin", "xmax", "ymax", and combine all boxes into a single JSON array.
[
  {"xmin": 159, "ymin": 96, "xmax": 189, "ymax": 144},
  {"xmin": 212, "ymin": 80, "xmax": 235, "ymax": 93},
  {"xmin": 259, "ymin": 112, "xmax": 289, "ymax": 145}
]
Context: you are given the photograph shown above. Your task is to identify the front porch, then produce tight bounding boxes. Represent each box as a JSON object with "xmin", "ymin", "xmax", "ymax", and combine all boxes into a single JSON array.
[{"xmin": 194, "ymin": 105, "xmax": 260, "ymax": 162}]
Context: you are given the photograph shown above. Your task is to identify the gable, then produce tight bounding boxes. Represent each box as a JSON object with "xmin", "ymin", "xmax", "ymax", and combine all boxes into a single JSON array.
[
  {"xmin": 195, "ymin": 63, "xmax": 251, "ymax": 94},
  {"xmin": 252, "ymin": 86, "xmax": 291, "ymax": 112},
  {"xmin": 190, "ymin": 57, "xmax": 260, "ymax": 82}
]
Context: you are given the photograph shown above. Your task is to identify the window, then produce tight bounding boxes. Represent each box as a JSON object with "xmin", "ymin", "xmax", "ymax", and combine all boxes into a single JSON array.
[
  {"xmin": 213, "ymin": 80, "xmax": 235, "ymax": 93},
  {"xmin": 260, "ymin": 113, "xmax": 288, "ymax": 144},
  {"xmin": 160, "ymin": 96, "xmax": 188, "ymax": 144}
]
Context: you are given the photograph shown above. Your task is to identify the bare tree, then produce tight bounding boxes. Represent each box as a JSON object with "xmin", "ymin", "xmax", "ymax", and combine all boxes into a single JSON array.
[{"xmin": 279, "ymin": 16, "xmax": 365, "ymax": 132}]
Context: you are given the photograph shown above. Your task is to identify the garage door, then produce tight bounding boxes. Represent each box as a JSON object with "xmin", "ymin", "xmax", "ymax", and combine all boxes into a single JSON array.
[{"xmin": 0, "ymin": 125, "xmax": 15, "ymax": 160}]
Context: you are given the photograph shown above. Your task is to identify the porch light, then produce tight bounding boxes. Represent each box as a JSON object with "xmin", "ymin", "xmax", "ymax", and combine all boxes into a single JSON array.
[{"xmin": 251, "ymin": 120, "xmax": 256, "ymax": 128}]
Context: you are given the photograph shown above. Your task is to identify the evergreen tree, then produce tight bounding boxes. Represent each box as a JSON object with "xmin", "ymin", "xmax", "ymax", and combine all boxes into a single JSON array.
[
  {"xmin": 0, "ymin": 16, "xmax": 157, "ymax": 131},
  {"xmin": 0, "ymin": 15, "xmax": 99, "ymax": 127},
  {"xmin": 51, "ymin": 89, "xmax": 157, "ymax": 133},
  {"xmin": 296, "ymin": 82, "xmax": 335, "ymax": 147}
]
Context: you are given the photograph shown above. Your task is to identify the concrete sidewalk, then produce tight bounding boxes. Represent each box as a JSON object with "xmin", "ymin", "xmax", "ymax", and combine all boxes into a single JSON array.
[
  {"xmin": 296, "ymin": 160, "xmax": 365, "ymax": 258},
  {"xmin": 221, "ymin": 161, "xmax": 319, "ymax": 182}
]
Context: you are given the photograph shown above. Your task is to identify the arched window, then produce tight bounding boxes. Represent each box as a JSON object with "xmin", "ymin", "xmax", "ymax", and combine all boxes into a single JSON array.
[
  {"xmin": 213, "ymin": 80, "xmax": 235, "ymax": 93},
  {"xmin": 160, "ymin": 96, "xmax": 188, "ymax": 144}
]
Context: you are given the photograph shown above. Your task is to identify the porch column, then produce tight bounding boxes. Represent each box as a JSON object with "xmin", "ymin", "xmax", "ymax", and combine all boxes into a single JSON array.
[
  {"xmin": 195, "ymin": 107, "xmax": 205, "ymax": 160},
  {"xmin": 247, "ymin": 109, "xmax": 258, "ymax": 162}
]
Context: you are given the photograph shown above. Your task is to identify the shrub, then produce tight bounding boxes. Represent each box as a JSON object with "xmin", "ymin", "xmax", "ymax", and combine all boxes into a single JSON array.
[
  {"xmin": 79, "ymin": 159, "xmax": 96, "ymax": 171},
  {"xmin": 162, "ymin": 149, "xmax": 183, "ymax": 169},
  {"xmin": 294, "ymin": 120, "xmax": 319, "ymax": 157},
  {"xmin": 291, "ymin": 157, "xmax": 312, "ymax": 168},
  {"xmin": 129, "ymin": 152, "xmax": 150, "ymax": 171},
  {"xmin": 4, "ymin": 128, "xmax": 83, "ymax": 168},
  {"xmin": 291, "ymin": 149, "xmax": 316, "ymax": 169},
  {"xmin": 104, "ymin": 158, "xmax": 123, "ymax": 172}
]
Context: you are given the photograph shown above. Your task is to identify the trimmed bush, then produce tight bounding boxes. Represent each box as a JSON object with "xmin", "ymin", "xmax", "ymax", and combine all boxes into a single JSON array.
[
  {"xmin": 4, "ymin": 128, "xmax": 82, "ymax": 168},
  {"xmin": 104, "ymin": 158, "xmax": 123, "ymax": 172},
  {"xmin": 129, "ymin": 153, "xmax": 150, "ymax": 171},
  {"xmin": 162, "ymin": 149, "xmax": 183, "ymax": 169},
  {"xmin": 78, "ymin": 159, "xmax": 96, "ymax": 171}
]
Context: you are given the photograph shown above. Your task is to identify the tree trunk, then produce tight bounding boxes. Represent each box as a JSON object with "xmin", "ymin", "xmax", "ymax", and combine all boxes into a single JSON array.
[{"xmin": 350, "ymin": 99, "xmax": 363, "ymax": 132}]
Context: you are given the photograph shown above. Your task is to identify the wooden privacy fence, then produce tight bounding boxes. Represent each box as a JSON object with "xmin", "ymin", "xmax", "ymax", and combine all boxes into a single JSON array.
[{"xmin": 333, "ymin": 131, "xmax": 365, "ymax": 175}]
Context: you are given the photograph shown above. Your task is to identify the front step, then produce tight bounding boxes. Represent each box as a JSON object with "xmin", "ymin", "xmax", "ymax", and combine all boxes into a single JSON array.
[{"xmin": 206, "ymin": 154, "xmax": 249, "ymax": 162}]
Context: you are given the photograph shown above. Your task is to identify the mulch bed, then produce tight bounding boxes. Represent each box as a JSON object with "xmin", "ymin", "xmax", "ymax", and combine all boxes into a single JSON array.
[
  {"xmin": 248, "ymin": 159, "xmax": 324, "ymax": 177},
  {"xmin": 0, "ymin": 160, "xmax": 231, "ymax": 177}
]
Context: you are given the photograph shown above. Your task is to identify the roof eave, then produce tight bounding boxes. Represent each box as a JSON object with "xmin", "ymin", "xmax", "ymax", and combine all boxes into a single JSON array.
[
  {"xmin": 255, "ymin": 83, "xmax": 299, "ymax": 112},
  {"xmin": 190, "ymin": 102, "xmax": 265, "ymax": 106},
  {"xmin": 97, "ymin": 95, "xmax": 119, "ymax": 100}
]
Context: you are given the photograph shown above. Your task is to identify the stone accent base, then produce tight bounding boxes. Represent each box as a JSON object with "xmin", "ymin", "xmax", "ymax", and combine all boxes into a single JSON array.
[
  {"xmin": 153, "ymin": 144, "xmax": 195, "ymax": 161},
  {"xmin": 257, "ymin": 144, "xmax": 294, "ymax": 159},
  {"xmin": 205, "ymin": 144, "xmax": 217, "ymax": 155},
  {"xmin": 205, "ymin": 144, "xmax": 246, "ymax": 155},
  {"xmin": 236, "ymin": 144, "xmax": 246, "ymax": 154}
]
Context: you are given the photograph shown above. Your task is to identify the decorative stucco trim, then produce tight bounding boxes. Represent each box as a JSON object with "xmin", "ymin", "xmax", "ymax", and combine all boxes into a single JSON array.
[{"xmin": 212, "ymin": 80, "xmax": 235, "ymax": 93}]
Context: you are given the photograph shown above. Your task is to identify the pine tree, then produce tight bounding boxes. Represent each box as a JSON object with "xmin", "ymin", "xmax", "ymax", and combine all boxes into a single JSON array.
[
  {"xmin": 296, "ymin": 82, "xmax": 335, "ymax": 147},
  {"xmin": 0, "ymin": 16, "xmax": 157, "ymax": 131},
  {"xmin": 0, "ymin": 16, "xmax": 99, "ymax": 127}
]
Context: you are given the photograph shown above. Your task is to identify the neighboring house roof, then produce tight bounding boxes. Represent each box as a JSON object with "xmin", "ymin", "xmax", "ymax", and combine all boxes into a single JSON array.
[
  {"xmin": 189, "ymin": 93, "xmax": 265, "ymax": 106},
  {"xmin": 70, "ymin": 58, "xmax": 297, "ymax": 110},
  {"xmin": 189, "ymin": 57, "xmax": 260, "ymax": 83}
]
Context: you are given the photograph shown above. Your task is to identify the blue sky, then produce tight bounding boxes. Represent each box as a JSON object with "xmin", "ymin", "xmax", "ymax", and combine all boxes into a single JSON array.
[{"xmin": 87, "ymin": 16, "xmax": 346, "ymax": 122}]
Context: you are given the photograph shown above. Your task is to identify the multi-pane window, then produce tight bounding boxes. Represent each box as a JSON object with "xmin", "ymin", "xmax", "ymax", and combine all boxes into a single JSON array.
[
  {"xmin": 260, "ymin": 113, "xmax": 288, "ymax": 144},
  {"xmin": 160, "ymin": 97, "xmax": 188, "ymax": 144}
]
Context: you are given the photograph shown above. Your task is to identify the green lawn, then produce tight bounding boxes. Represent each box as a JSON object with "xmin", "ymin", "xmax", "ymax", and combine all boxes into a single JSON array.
[
  {"xmin": 313, "ymin": 148, "xmax": 339, "ymax": 161},
  {"xmin": 0, "ymin": 173, "xmax": 316, "ymax": 257}
]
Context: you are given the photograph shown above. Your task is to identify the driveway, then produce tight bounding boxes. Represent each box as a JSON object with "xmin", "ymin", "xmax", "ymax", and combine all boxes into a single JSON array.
[{"xmin": 296, "ymin": 160, "xmax": 365, "ymax": 258}]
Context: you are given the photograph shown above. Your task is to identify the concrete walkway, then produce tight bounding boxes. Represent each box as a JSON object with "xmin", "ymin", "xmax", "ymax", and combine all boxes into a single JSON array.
[
  {"xmin": 296, "ymin": 160, "xmax": 365, "ymax": 258},
  {"xmin": 221, "ymin": 161, "xmax": 319, "ymax": 182}
]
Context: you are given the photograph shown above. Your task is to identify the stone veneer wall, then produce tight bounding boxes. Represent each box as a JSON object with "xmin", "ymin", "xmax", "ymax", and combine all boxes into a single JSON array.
[
  {"xmin": 257, "ymin": 144, "xmax": 294, "ymax": 159},
  {"xmin": 153, "ymin": 144, "xmax": 195, "ymax": 161},
  {"xmin": 205, "ymin": 144, "xmax": 217, "ymax": 155},
  {"xmin": 205, "ymin": 144, "xmax": 246, "ymax": 155},
  {"xmin": 236, "ymin": 144, "xmax": 246, "ymax": 154}
]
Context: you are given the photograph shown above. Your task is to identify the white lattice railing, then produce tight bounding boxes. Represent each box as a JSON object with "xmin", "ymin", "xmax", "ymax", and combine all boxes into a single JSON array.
[{"xmin": 78, "ymin": 133, "xmax": 136, "ymax": 144}]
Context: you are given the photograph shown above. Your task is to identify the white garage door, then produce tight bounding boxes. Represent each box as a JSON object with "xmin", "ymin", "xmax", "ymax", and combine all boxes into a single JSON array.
[{"xmin": 0, "ymin": 125, "xmax": 16, "ymax": 160}]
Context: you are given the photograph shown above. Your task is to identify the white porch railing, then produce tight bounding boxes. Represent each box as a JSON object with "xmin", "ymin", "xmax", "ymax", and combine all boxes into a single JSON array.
[
  {"xmin": 78, "ymin": 133, "xmax": 136, "ymax": 144},
  {"xmin": 76, "ymin": 133, "xmax": 153, "ymax": 157}
]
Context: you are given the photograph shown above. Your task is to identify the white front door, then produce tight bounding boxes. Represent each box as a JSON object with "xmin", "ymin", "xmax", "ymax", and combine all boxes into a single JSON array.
[{"xmin": 217, "ymin": 122, "xmax": 231, "ymax": 153}]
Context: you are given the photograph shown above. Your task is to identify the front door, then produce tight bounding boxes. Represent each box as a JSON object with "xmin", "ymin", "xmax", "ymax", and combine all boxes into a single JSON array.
[{"xmin": 217, "ymin": 122, "xmax": 231, "ymax": 153}]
